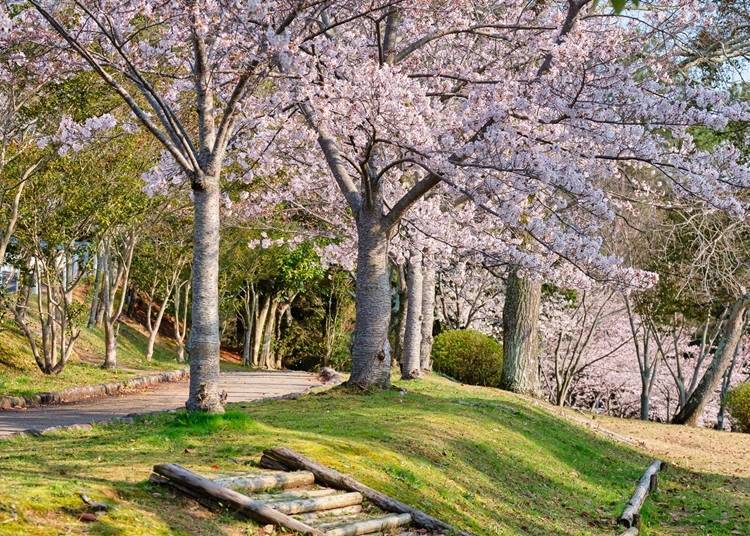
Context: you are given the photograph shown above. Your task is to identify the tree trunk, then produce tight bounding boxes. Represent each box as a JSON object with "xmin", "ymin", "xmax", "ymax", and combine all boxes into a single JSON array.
[
  {"xmin": 392, "ymin": 264, "xmax": 408, "ymax": 367},
  {"xmin": 401, "ymin": 249, "xmax": 423, "ymax": 379},
  {"xmin": 640, "ymin": 389, "xmax": 650, "ymax": 421},
  {"xmin": 146, "ymin": 291, "xmax": 171, "ymax": 362},
  {"xmin": 419, "ymin": 257, "xmax": 436, "ymax": 371},
  {"xmin": 103, "ymin": 319, "xmax": 117, "ymax": 369},
  {"xmin": 87, "ymin": 251, "xmax": 103, "ymax": 328},
  {"xmin": 501, "ymin": 268, "xmax": 542, "ymax": 395},
  {"xmin": 253, "ymin": 295, "xmax": 271, "ymax": 368},
  {"xmin": 260, "ymin": 299, "xmax": 279, "ymax": 369},
  {"xmin": 673, "ymin": 295, "xmax": 750, "ymax": 426},
  {"xmin": 186, "ymin": 181, "xmax": 224, "ymax": 413},
  {"xmin": 349, "ymin": 216, "xmax": 392, "ymax": 389}
]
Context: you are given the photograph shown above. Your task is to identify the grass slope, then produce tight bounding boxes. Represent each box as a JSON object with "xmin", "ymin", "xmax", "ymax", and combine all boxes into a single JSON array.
[
  {"xmin": 0, "ymin": 375, "xmax": 747, "ymax": 535},
  {"xmin": 0, "ymin": 319, "xmax": 182, "ymax": 398}
]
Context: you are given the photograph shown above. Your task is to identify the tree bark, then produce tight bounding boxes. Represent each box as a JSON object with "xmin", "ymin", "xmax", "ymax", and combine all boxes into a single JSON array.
[
  {"xmin": 87, "ymin": 250, "xmax": 103, "ymax": 328},
  {"xmin": 392, "ymin": 263, "xmax": 408, "ymax": 367},
  {"xmin": 419, "ymin": 256, "xmax": 436, "ymax": 371},
  {"xmin": 186, "ymin": 181, "xmax": 224, "ymax": 413},
  {"xmin": 260, "ymin": 298, "xmax": 279, "ymax": 369},
  {"xmin": 349, "ymin": 215, "xmax": 392, "ymax": 389},
  {"xmin": 253, "ymin": 294, "xmax": 271, "ymax": 368},
  {"xmin": 103, "ymin": 317, "xmax": 118, "ymax": 369},
  {"xmin": 672, "ymin": 295, "xmax": 750, "ymax": 426},
  {"xmin": 401, "ymin": 249, "xmax": 423, "ymax": 379},
  {"xmin": 501, "ymin": 268, "xmax": 542, "ymax": 395}
]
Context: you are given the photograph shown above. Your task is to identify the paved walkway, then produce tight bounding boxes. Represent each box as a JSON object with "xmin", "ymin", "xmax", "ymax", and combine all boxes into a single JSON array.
[{"xmin": 0, "ymin": 371, "xmax": 321, "ymax": 437}]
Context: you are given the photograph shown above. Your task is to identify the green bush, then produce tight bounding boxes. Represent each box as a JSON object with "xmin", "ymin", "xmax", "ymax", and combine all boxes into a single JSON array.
[
  {"xmin": 727, "ymin": 382, "xmax": 750, "ymax": 433},
  {"xmin": 431, "ymin": 329, "xmax": 504, "ymax": 387}
]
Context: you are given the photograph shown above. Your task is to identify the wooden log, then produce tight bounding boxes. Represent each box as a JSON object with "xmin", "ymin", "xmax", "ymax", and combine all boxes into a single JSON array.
[
  {"xmin": 293, "ymin": 504, "xmax": 363, "ymax": 522},
  {"xmin": 618, "ymin": 460, "xmax": 664, "ymax": 528},
  {"xmin": 260, "ymin": 447, "xmax": 468, "ymax": 535},
  {"xmin": 256, "ymin": 488, "xmax": 340, "ymax": 502},
  {"xmin": 150, "ymin": 473, "xmax": 224, "ymax": 512},
  {"xmin": 212, "ymin": 471, "xmax": 315, "ymax": 491},
  {"xmin": 152, "ymin": 463, "xmax": 322, "ymax": 535},
  {"xmin": 319, "ymin": 513, "xmax": 413, "ymax": 536},
  {"xmin": 269, "ymin": 492, "xmax": 363, "ymax": 514}
]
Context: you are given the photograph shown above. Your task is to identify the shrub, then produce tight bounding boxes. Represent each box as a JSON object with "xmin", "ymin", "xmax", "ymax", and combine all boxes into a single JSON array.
[
  {"xmin": 726, "ymin": 382, "xmax": 750, "ymax": 433},
  {"xmin": 431, "ymin": 329, "xmax": 504, "ymax": 387}
]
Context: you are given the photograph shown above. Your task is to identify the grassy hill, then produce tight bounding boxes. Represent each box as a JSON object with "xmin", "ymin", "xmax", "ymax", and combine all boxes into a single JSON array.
[
  {"xmin": 0, "ymin": 318, "xmax": 183, "ymax": 398},
  {"xmin": 0, "ymin": 375, "xmax": 747, "ymax": 535}
]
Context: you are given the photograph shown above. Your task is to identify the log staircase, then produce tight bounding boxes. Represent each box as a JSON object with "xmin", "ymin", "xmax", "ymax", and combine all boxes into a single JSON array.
[{"xmin": 150, "ymin": 447, "xmax": 467, "ymax": 535}]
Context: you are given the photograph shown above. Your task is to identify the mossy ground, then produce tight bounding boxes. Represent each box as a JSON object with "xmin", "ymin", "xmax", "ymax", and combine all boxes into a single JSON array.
[
  {"xmin": 0, "ymin": 375, "xmax": 746, "ymax": 535},
  {"xmin": 0, "ymin": 319, "xmax": 182, "ymax": 398}
]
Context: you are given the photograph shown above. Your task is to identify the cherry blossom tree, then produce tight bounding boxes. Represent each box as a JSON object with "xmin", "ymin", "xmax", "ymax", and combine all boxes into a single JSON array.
[
  {"xmin": 6, "ymin": 0, "xmax": 351, "ymax": 410},
  {"xmin": 245, "ymin": 0, "xmax": 750, "ymax": 390}
]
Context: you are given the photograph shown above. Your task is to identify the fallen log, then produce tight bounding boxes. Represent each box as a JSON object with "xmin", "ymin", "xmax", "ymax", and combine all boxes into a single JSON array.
[
  {"xmin": 260, "ymin": 447, "xmax": 468, "ymax": 535},
  {"xmin": 319, "ymin": 513, "xmax": 413, "ymax": 536},
  {"xmin": 152, "ymin": 463, "xmax": 322, "ymax": 535},
  {"xmin": 269, "ymin": 492, "xmax": 363, "ymax": 514},
  {"xmin": 212, "ymin": 471, "xmax": 315, "ymax": 491},
  {"xmin": 619, "ymin": 460, "xmax": 664, "ymax": 528}
]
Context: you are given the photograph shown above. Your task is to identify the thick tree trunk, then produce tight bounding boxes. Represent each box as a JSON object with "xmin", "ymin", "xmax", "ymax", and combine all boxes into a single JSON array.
[
  {"xmin": 401, "ymin": 249, "xmax": 423, "ymax": 379},
  {"xmin": 186, "ymin": 182, "xmax": 224, "ymax": 413},
  {"xmin": 419, "ymin": 257, "xmax": 436, "ymax": 371},
  {"xmin": 672, "ymin": 295, "xmax": 750, "ymax": 426},
  {"xmin": 501, "ymin": 269, "xmax": 542, "ymax": 395},
  {"xmin": 349, "ymin": 216, "xmax": 392, "ymax": 389}
]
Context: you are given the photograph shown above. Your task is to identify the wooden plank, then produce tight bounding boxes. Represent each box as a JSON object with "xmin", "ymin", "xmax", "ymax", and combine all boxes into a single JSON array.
[
  {"xmin": 260, "ymin": 447, "xmax": 469, "ymax": 535},
  {"xmin": 319, "ymin": 513, "xmax": 412, "ymax": 536},
  {"xmin": 619, "ymin": 460, "xmax": 664, "ymax": 528},
  {"xmin": 152, "ymin": 463, "xmax": 323, "ymax": 535},
  {"xmin": 213, "ymin": 471, "xmax": 315, "ymax": 491},
  {"xmin": 270, "ymin": 492, "xmax": 363, "ymax": 514}
]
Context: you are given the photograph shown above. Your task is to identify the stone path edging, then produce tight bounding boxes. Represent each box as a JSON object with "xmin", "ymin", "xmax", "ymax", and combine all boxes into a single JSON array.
[{"xmin": 0, "ymin": 369, "xmax": 189, "ymax": 410}]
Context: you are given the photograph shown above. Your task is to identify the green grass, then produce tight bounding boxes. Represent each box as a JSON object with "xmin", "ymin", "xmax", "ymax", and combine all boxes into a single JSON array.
[
  {"xmin": 0, "ymin": 375, "xmax": 746, "ymax": 535},
  {"xmin": 0, "ymin": 320, "xmax": 183, "ymax": 398}
]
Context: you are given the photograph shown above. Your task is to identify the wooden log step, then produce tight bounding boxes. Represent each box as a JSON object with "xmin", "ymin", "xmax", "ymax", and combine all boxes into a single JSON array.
[
  {"xmin": 294, "ymin": 505, "xmax": 363, "ymax": 522},
  {"xmin": 261, "ymin": 447, "xmax": 465, "ymax": 535},
  {"xmin": 318, "ymin": 513, "xmax": 413, "ymax": 536},
  {"xmin": 213, "ymin": 471, "xmax": 315, "ymax": 492},
  {"xmin": 152, "ymin": 464, "xmax": 322, "ymax": 535},
  {"xmin": 260, "ymin": 488, "xmax": 341, "ymax": 502},
  {"xmin": 270, "ymin": 492, "xmax": 363, "ymax": 514}
]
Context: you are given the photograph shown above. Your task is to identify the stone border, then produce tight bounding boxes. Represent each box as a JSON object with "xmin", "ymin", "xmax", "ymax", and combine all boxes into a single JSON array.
[{"xmin": 0, "ymin": 369, "xmax": 189, "ymax": 410}]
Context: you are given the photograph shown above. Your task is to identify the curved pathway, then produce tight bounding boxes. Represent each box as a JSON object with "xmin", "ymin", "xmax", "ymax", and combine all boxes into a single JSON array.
[{"xmin": 0, "ymin": 371, "xmax": 321, "ymax": 437}]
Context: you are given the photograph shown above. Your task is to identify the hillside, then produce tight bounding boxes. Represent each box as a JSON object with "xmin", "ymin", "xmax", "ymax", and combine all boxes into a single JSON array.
[
  {"xmin": 0, "ymin": 317, "xmax": 184, "ymax": 399},
  {"xmin": 0, "ymin": 375, "xmax": 747, "ymax": 535}
]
